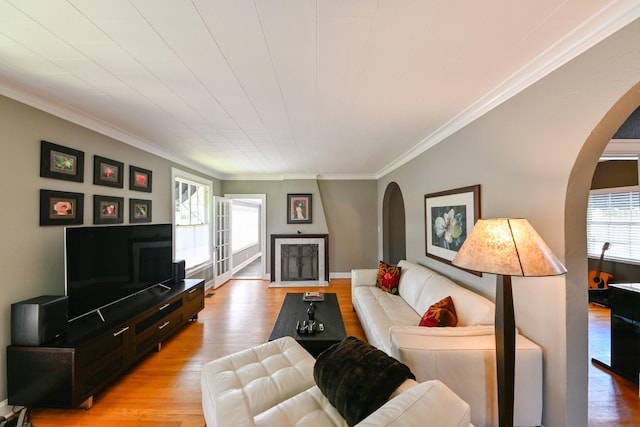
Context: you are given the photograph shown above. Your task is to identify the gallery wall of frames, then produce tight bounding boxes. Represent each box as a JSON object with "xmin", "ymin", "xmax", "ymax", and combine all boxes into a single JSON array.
[{"xmin": 39, "ymin": 140, "xmax": 153, "ymax": 226}]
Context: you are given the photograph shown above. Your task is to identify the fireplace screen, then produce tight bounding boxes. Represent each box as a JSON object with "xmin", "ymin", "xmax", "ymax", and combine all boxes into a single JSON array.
[{"xmin": 281, "ymin": 244, "xmax": 319, "ymax": 281}]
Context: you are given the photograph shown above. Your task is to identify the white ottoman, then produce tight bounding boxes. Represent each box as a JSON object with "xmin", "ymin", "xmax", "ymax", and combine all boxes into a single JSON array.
[{"xmin": 201, "ymin": 336, "xmax": 316, "ymax": 427}]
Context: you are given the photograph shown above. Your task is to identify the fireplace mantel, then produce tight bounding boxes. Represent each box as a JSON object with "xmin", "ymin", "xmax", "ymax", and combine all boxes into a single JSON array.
[{"xmin": 270, "ymin": 234, "xmax": 329, "ymax": 283}]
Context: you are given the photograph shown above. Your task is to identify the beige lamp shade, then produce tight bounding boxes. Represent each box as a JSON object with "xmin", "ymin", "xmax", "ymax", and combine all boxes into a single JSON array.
[{"xmin": 452, "ymin": 218, "xmax": 567, "ymax": 277}]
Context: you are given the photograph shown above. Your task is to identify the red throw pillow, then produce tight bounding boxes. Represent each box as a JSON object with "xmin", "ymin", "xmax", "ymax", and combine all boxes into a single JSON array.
[
  {"xmin": 419, "ymin": 296, "xmax": 458, "ymax": 327},
  {"xmin": 376, "ymin": 261, "xmax": 401, "ymax": 294}
]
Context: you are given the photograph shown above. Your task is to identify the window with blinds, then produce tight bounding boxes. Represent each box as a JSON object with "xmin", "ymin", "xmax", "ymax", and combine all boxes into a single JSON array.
[
  {"xmin": 172, "ymin": 169, "xmax": 212, "ymax": 271},
  {"xmin": 587, "ymin": 188, "xmax": 640, "ymax": 263}
]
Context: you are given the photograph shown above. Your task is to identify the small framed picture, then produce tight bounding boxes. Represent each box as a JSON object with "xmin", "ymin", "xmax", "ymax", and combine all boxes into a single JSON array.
[
  {"xmin": 130, "ymin": 165, "xmax": 152, "ymax": 192},
  {"xmin": 40, "ymin": 189, "xmax": 84, "ymax": 226},
  {"xmin": 93, "ymin": 155, "xmax": 124, "ymax": 188},
  {"xmin": 287, "ymin": 193, "xmax": 312, "ymax": 224},
  {"xmin": 130, "ymin": 198, "xmax": 152, "ymax": 223},
  {"xmin": 94, "ymin": 195, "xmax": 124, "ymax": 224},
  {"xmin": 40, "ymin": 140, "xmax": 84, "ymax": 182}
]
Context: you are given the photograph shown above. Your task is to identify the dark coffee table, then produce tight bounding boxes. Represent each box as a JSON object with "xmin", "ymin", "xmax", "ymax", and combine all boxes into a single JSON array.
[{"xmin": 268, "ymin": 293, "xmax": 347, "ymax": 357}]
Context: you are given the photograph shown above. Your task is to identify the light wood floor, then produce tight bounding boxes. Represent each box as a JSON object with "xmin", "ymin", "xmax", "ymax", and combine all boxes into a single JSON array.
[{"xmin": 23, "ymin": 279, "xmax": 638, "ymax": 426}]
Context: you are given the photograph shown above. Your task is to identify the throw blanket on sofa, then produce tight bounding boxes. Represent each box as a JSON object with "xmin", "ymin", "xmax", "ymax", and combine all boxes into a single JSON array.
[{"xmin": 314, "ymin": 336, "xmax": 416, "ymax": 426}]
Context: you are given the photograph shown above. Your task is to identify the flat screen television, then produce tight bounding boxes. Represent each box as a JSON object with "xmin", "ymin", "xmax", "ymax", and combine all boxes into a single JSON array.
[{"xmin": 65, "ymin": 223, "xmax": 173, "ymax": 320}]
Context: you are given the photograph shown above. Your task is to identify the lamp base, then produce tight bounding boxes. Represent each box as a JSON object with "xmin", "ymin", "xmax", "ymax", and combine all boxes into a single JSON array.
[{"xmin": 496, "ymin": 274, "xmax": 515, "ymax": 427}]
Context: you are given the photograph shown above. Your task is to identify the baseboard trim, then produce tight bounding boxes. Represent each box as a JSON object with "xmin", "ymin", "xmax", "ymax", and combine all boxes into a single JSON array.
[
  {"xmin": 232, "ymin": 253, "xmax": 261, "ymax": 274},
  {"xmin": 0, "ymin": 399, "xmax": 22, "ymax": 420},
  {"xmin": 329, "ymin": 272, "xmax": 351, "ymax": 279}
]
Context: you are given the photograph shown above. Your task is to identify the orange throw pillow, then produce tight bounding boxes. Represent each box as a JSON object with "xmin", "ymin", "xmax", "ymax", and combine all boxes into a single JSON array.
[
  {"xmin": 375, "ymin": 261, "xmax": 401, "ymax": 295},
  {"xmin": 419, "ymin": 296, "xmax": 458, "ymax": 327}
]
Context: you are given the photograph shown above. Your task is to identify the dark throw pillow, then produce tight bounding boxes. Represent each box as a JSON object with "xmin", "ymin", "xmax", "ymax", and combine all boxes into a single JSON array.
[
  {"xmin": 419, "ymin": 295, "xmax": 458, "ymax": 327},
  {"xmin": 313, "ymin": 336, "xmax": 415, "ymax": 426},
  {"xmin": 375, "ymin": 261, "xmax": 401, "ymax": 294}
]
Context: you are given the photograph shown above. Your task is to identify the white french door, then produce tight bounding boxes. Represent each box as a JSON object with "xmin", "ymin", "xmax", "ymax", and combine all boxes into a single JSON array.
[{"xmin": 213, "ymin": 196, "xmax": 232, "ymax": 288}]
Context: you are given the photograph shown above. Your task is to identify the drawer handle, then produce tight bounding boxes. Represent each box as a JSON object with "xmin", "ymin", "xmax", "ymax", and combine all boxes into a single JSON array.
[
  {"xmin": 188, "ymin": 287, "xmax": 198, "ymax": 294},
  {"xmin": 113, "ymin": 326, "xmax": 129, "ymax": 337},
  {"xmin": 159, "ymin": 303, "xmax": 170, "ymax": 311},
  {"xmin": 158, "ymin": 321, "xmax": 170, "ymax": 330}
]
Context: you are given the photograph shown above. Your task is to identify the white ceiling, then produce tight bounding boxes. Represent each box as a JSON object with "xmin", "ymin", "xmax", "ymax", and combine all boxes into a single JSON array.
[{"xmin": 0, "ymin": 1, "xmax": 638, "ymax": 180}]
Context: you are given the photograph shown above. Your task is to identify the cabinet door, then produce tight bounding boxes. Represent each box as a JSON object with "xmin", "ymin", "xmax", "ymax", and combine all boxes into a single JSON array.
[
  {"xmin": 76, "ymin": 323, "xmax": 133, "ymax": 404},
  {"xmin": 134, "ymin": 299, "xmax": 183, "ymax": 357},
  {"xmin": 611, "ymin": 288, "xmax": 640, "ymax": 380},
  {"xmin": 184, "ymin": 282, "xmax": 204, "ymax": 319},
  {"xmin": 7, "ymin": 346, "xmax": 74, "ymax": 407}
]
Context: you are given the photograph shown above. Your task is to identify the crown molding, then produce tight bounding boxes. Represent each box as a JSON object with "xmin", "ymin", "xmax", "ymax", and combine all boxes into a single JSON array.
[
  {"xmin": 0, "ymin": 82, "xmax": 226, "ymax": 180},
  {"xmin": 377, "ymin": 1, "xmax": 640, "ymax": 179}
]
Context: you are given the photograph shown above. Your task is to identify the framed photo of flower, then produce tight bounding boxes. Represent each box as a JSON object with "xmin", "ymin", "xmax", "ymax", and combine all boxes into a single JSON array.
[
  {"xmin": 40, "ymin": 140, "xmax": 84, "ymax": 182},
  {"xmin": 130, "ymin": 165, "xmax": 152, "ymax": 192},
  {"xmin": 93, "ymin": 155, "xmax": 124, "ymax": 188},
  {"xmin": 130, "ymin": 198, "xmax": 152, "ymax": 223},
  {"xmin": 287, "ymin": 193, "xmax": 312, "ymax": 224},
  {"xmin": 40, "ymin": 189, "xmax": 84, "ymax": 226},
  {"xmin": 425, "ymin": 185, "xmax": 481, "ymax": 275},
  {"xmin": 94, "ymin": 195, "xmax": 124, "ymax": 224}
]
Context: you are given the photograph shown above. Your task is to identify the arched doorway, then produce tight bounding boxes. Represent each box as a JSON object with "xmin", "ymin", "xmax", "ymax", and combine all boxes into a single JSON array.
[
  {"xmin": 382, "ymin": 182, "xmax": 406, "ymax": 264},
  {"xmin": 565, "ymin": 81, "xmax": 640, "ymax": 421}
]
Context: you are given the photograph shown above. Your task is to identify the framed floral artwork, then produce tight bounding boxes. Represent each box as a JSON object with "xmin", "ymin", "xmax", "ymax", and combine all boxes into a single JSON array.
[
  {"xmin": 287, "ymin": 193, "xmax": 312, "ymax": 224},
  {"xmin": 40, "ymin": 140, "xmax": 84, "ymax": 182},
  {"xmin": 40, "ymin": 189, "xmax": 84, "ymax": 226},
  {"xmin": 424, "ymin": 184, "xmax": 481, "ymax": 275},
  {"xmin": 93, "ymin": 195, "xmax": 124, "ymax": 224},
  {"xmin": 130, "ymin": 198, "xmax": 152, "ymax": 223},
  {"xmin": 130, "ymin": 165, "xmax": 152, "ymax": 192},
  {"xmin": 93, "ymin": 155, "xmax": 124, "ymax": 188}
]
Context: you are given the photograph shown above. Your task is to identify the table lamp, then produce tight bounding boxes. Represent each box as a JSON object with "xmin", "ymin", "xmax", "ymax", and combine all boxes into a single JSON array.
[{"xmin": 452, "ymin": 218, "xmax": 566, "ymax": 427}]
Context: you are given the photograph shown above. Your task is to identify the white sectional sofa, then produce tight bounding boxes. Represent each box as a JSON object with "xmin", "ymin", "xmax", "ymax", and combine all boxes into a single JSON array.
[
  {"xmin": 201, "ymin": 336, "xmax": 473, "ymax": 427},
  {"xmin": 351, "ymin": 260, "xmax": 543, "ymax": 427}
]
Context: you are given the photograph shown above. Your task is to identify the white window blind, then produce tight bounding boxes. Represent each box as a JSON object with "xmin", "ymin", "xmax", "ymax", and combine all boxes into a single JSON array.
[
  {"xmin": 587, "ymin": 189, "xmax": 640, "ymax": 263},
  {"xmin": 173, "ymin": 171, "xmax": 212, "ymax": 270}
]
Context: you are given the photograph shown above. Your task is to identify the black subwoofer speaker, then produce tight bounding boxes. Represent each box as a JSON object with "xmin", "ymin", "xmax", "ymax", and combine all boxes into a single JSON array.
[
  {"xmin": 11, "ymin": 295, "xmax": 68, "ymax": 346},
  {"xmin": 172, "ymin": 259, "xmax": 186, "ymax": 284}
]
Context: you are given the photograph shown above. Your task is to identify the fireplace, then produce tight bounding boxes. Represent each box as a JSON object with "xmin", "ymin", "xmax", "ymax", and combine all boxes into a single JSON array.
[{"xmin": 270, "ymin": 234, "xmax": 329, "ymax": 285}]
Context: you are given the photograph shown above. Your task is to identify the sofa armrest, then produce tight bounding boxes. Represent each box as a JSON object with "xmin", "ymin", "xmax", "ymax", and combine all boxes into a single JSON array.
[
  {"xmin": 356, "ymin": 380, "xmax": 471, "ymax": 427},
  {"xmin": 351, "ymin": 269, "xmax": 378, "ymax": 288},
  {"xmin": 389, "ymin": 328, "xmax": 542, "ymax": 427}
]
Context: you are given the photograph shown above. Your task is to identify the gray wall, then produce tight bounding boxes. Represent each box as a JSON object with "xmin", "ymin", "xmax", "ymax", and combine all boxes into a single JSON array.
[
  {"xmin": 233, "ymin": 243, "xmax": 260, "ymax": 270},
  {"xmin": 318, "ymin": 180, "xmax": 378, "ymax": 271},
  {"xmin": 222, "ymin": 179, "xmax": 378, "ymax": 274},
  {"xmin": 376, "ymin": 18, "xmax": 640, "ymax": 427}
]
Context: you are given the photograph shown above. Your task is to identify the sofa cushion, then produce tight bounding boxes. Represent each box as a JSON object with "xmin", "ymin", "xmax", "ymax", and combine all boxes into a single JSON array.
[
  {"xmin": 254, "ymin": 386, "xmax": 348, "ymax": 427},
  {"xmin": 397, "ymin": 260, "xmax": 494, "ymax": 326},
  {"xmin": 352, "ymin": 285, "xmax": 421, "ymax": 352},
  {"xmin": 314, "ymin": 336, "xmax": 415, "ymax": 427},
  {"xmin": 376, "ymin": 261, "xmax": 401, "ymax": 294},
  {"xmin": 419, "ymin": 296, "xmax": 458, "ymax": 327}
]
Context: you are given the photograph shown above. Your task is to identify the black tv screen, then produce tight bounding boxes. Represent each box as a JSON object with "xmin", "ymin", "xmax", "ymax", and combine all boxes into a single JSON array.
[{"xmin": 65, "ymin": 224, "xmax": 173, "ymax": 320}]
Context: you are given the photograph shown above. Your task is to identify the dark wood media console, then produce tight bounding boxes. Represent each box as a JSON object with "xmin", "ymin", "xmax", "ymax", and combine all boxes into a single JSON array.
[
  {"xmin": 7, "ymin": 278, "xmax": 205, "ymax": 409},
  {"xmin": 592, "ymin": 283, "xmax": 640, "ymax": 384}
]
